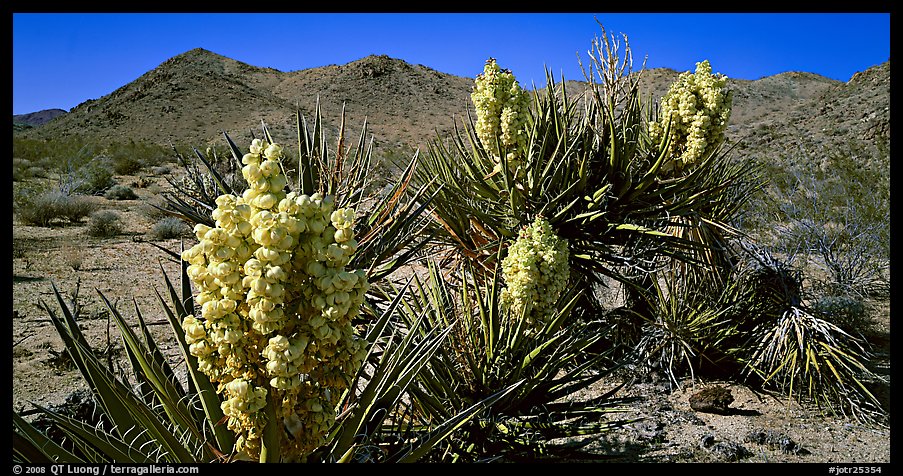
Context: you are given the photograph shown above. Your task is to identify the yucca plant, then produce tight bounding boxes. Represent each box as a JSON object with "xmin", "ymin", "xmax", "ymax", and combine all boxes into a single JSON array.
[
  {"xmin": 632, "ymin": 270, "xmax": 746, "ymax": 388},
  {"xmin": 14, "ymin": 112, "xmax": 494, "ymax": 463},
  {"xmin": 411, "ymin": 24, "xmax": 759, "ymax": 327},
  {"xmin": 158, "ymin": 101, "xmax": 436, "ymax": 286},
  {"xmin": 393, "ymin": 257, "xmax": 639, "ymax": 462},
  {"xmin": 728, "ymin": 242, "xmax": 887, "ymax": 424},
  {"xmin": 13, "ymin": 257, "xmax": 502, "ymax": 463}
]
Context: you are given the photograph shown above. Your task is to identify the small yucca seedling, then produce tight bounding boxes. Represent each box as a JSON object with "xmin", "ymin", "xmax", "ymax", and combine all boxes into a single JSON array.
[{"xmin": 633, "ymin": 271, "xmax": 742, "ymax": 388}]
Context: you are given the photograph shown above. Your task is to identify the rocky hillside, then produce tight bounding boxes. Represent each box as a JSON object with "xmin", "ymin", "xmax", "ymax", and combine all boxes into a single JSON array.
[
  {"xmin": 728, "ymin": 62, "xmax": 890, "ymax": 165},
  {"xmin": 13, "ymin": 108, "xmax": 67, "ymax": 127},
  {"xmin": 14, "ymin": 48, "xmax": 889, "ymax": 165},
  {"xmin": 13, "ymin": 49, "xmax": 474, "ymax": 153}
]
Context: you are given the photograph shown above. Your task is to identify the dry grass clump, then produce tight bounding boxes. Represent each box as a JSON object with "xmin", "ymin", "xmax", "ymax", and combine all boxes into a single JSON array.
[
  {"xmin": 149, "ymin": 217, "xmax": 190, "ymax": 240},
  {"xmin": 104, "ymin": 184, "xmax": 138, "ymax": 200},
  {"xmin": 87, "ymin": 210, "xmax": 122, "ymax": 237},
  {"xmin": 14, "ymin": 188, "xmax": 97, "ymax": 226}
]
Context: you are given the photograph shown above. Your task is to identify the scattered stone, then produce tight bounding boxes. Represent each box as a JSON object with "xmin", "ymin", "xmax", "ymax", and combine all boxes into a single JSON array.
[
  {"xmin": 744, "ymin": 428, "xmax": 808, "ymax": 455},
  {"xmin": 631, "ymin": 419, "xmax": 665, "ymax": 441},
  {"xmin": 699, "ymin": 433, "xmax": 716, "ymax": 448},
  {"xmin": 709, "ymin": 441, "xmax": 752, "ymax": 461},
  {"xmin": 689, "ymin": 386, "xmax": 735, "ymax": 414},
  {"xmin": 30, "ymin": 389, "xmax": 107, "ymax": 446}
]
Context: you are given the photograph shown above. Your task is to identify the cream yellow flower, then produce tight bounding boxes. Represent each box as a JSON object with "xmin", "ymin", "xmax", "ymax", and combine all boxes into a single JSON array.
[
  {"xmin": 649, "ymin": 60, "xmax": 732, "ymax": 175},
  {"xmin": 181, "ymin": 138, "xmax": 369, "ymax": 460},
  {"xmin": 500, "ymin": 216, "xmax": 569, "ymax": 331},
  {"xmin": 471, "ymin": 58, "xmax": 530, "ymax": 172}
]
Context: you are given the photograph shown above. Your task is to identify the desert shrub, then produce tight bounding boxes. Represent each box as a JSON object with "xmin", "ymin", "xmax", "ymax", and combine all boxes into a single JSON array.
[
  {"xmin": 58, "ymin": 196, "xmax": 97, "ymax": 223},
  {"xmin": 14, "ymin": 188, "xmax": 96, "ymax": 226},
  {"xmin": 13, "ymin": 136, "xmax": 171, "ymax": 172},
  {"xmin": 811, "ymin": 294, "xmax": 870, "ymax": 335},
  {"xmin": 111, "ymin": 152, "xmax": 144, "ymax": 175},
  {"xmin": 12, "ymin": 157, "xmax": 29, "ymax": 175},
  {"xmin": 149, "ymin": 217, "xmax": 190, "ymax": 240},
  {"xmin": 744, "ymin": 141, "xmax": 889, "ymax": 298},
  {"xmin": 62, "ymin": 245, "xmax": 85, "ymax": 271},
  {"xmin": 15, "ymin": 190, "xmax": 66, "ymax": 226},
  {"xmin": 119, "ymin": 139, "xmax": 171, "ymax": 168},
  {"xmin": 12, "ymin": 136, "xmax": 98, "ymax": 172},
  {"xmin": 151, "ymin": 164, "xmax": 172, "ymax": 176},
  {"xmin": 12, "ymin": 158, "xmax": 45, "ymax": 181},
  {"xmin": 104, "ymin": 184, "xmax": 138, "ymax": 200},
  {"xmin": 128, "ymin": 176, "xmax": 152, "ymax": 189},
  {"xmin": 776, "ymin": 183, "xmax": 887, "ymax": 298},
  {"xmin": 26, "ymin": 166, "xmax": 48, "ymax": 179},
  {"xmin": 87, "ymin": 210, "xmax": 122, "ymax": 237},
  {"xmin": 145, "ymin": 182, "xmax": 163, "ymax": 195},
  {"xmin": 69, "ymin": 156, "xmax": 117, "ymax": 195}
]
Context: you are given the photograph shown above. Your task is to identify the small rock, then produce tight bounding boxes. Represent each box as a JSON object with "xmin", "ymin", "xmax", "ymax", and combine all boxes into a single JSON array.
[
  {"xmin": 631, "ymin": 420, "xmax": 665, "ymax": 441},
  {"xmin": 744, "ymin": 428, "xmax": 808, "ymax": 455},
  {"xmin": 699, "ymin": 433, "xmax": 716, "ymax": 448},
  {"xmin": 709, "ymin": 441, "xmax": 751, "ymax": 461},
  {"xmin": 678, "ymin": 410, "xmax": 707, "ymax": 425},
  {"xmin": 689, "ymin": 386, "xmax": 735, "ymax": 414}
]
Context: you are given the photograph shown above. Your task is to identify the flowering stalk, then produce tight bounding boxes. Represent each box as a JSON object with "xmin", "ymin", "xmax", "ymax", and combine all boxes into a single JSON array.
[
  {"xmin": 649, "ymin": 60, "xmax": 732, "ymax": 175},
  {"xmin": 471, "ymin": 58, "xmax": 530, "ymax": 174},
  {"xmin": 500, "ymin": 216, "xmax": 569, "ymax": 331},
  {"xmin": 181, "ymin": 138, "xmax": 369, "ymax": 461}
]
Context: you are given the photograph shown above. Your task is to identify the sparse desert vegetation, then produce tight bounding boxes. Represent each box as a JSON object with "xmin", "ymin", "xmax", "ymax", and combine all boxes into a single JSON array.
[{"xmin": 12, "ymin": 25, "xmax": 889, "ymax": 464}]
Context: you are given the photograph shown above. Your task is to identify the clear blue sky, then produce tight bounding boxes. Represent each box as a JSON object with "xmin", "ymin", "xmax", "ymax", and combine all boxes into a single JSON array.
[{"xmin": 12, "ymin": 12, "xmax": 891, "ymax": 115}]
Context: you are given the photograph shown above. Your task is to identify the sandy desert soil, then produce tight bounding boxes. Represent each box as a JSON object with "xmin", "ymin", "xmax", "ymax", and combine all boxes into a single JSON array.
[{"xmin": 11, "ymin": 173, "xmax": 891, "ymax": 464}]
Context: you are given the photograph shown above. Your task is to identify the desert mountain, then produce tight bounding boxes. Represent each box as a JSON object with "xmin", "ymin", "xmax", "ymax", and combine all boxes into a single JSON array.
[
  {"xmin": 14, "ymin": 48, "xmax": 889, "ymax": 164},
  {"xmin": 14, "ymin": 48, "xmax": 474, "ymax": 153},
  {"xmin": 13, "ymin": 108, "xmax": 67, "ymax": 127}
]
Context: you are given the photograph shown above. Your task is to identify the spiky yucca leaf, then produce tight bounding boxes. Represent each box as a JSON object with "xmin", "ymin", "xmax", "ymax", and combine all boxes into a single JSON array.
[
  {"xmin": 159, "ymin": 106, "xmax": 435, "ymax": 287},
  {"xmin": 14, "ymin": 281, "xmax": 221, "ymax": 464},
  {"xmin": 395, "ymin": 259, "xmax": 636, "ymax": 462},
  {"xmin": 412, "ymin": 33, "xmax": 759, "ymax": 327},
  {"xmin": 14, "ymin": 258, "xmax": 496, "ymax": 463},
  {"xmin": 13, "ymin": 412, "xmax": 84, "ymax": 464}
]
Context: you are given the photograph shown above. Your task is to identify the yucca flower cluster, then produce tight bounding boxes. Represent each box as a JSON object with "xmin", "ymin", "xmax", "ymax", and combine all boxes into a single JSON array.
[
  {"xmin": 500, "ymin": 216, "xmax": 570, "ymax": 331},
  {"xmin": 471, "ymin": 58, "xmax": 531, "ymax": 173},
  {"xmin": 180, "ymin": 138, "xmax": 369, "ymax": 460},
  {"xmin": 649, "ymin": 60, "xmax": 733, "ymax": 175}
]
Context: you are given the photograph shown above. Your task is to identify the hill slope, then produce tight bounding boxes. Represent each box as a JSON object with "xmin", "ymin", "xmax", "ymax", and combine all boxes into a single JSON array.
[
  {"xmin": 15, "ymin": 49, "xmax": 475, "ymax": 152},
  {"xmin": 13, "ymin": 108, "xmax": 67, "ymax": 127},
  {"xmin": 14, "ymin": 49, "xmax": 889, "ymax": 165}
]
